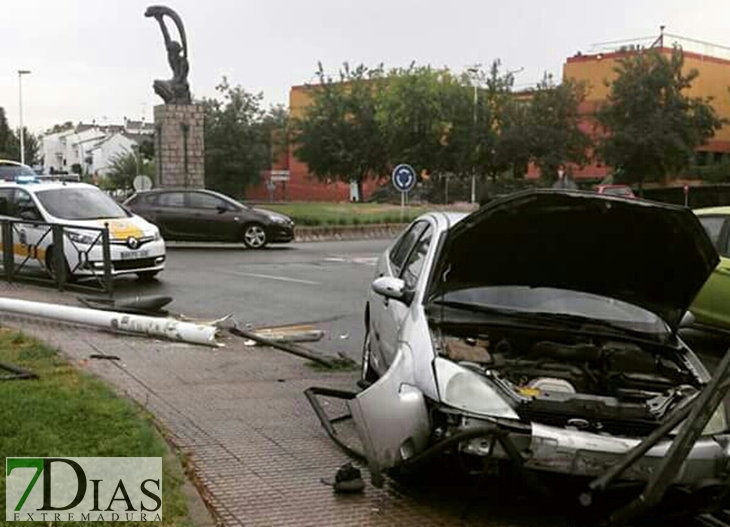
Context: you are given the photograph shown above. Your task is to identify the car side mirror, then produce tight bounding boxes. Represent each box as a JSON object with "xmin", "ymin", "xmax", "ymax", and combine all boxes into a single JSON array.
[
  {"xmin": 680, "ymin": 311, "xmax": 696, "ymax": 328},
  {"xmin": 19, "ymin": 208, "xmax": 40, "ymax": 221},
  {"xmin": 371, "ymin": 276, "xmax": 413, "ymax": 305},
  {"xmin": 216, "ymin": 205, "xmax": 228, "ymax": 214}
]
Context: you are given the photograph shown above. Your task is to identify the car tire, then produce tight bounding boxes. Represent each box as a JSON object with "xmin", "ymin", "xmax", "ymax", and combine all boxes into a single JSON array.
[
  {"xmin": 136, "ymin": 271, "xmax": 160, "ymax": 281},
  {"xmin": 361, "ymin": 328, "xmax": 379, "ymax": 383},
  {"xmin": 45, "ymin": 249, "xmax": 74, "ymax": 284},
  {"xmin": 242, "ymin": 223, "xmax": 267, "ymax": 249}
]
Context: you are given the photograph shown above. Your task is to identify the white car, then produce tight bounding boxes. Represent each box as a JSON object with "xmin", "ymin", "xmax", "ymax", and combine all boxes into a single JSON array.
[
  {"xmin": 0, "ymin": 169, "xmax": 165, "ymax": 280},
  {"xmin": 353, "ymin": 189, "xmax": 729, "ymax": 501}
]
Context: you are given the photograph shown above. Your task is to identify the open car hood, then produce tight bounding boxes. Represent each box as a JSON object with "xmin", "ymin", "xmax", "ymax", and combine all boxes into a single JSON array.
[{"xmin": 428, "ymin": 190, "xmax": 719, "ymax": 332}]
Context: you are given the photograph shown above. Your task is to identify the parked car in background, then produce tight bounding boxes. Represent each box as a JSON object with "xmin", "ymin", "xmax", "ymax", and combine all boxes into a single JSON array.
[
  {"xmin": 595, "ymin": 184, "xmax": 636, "ymax": 198},
  {"xmin": 354, "ymin": 189, "xmax": 728, "ymax": 493},
  {"xmin": 124, "ymin": 189, "xmax": 294, "ymax": 249},
  {"xmin": 691, "ymin": 207, "xmax": 730, "ymax": 332}
]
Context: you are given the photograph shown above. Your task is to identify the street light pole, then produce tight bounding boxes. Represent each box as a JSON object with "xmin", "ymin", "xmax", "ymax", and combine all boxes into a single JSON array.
[
  {"xmin": 17, "ymin": 70, "xmax": 31, "ymax": 165},
  {"xmin": 467, "ymin": 65, "xmax": 481, "ymax": 204}
]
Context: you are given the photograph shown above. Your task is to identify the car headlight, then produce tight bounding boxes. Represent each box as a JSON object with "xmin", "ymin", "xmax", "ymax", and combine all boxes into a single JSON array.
[
  {"xmin": 151, "ymin": 229, "xmax": 161, "ymax": 241},
  {"xmin": 66, "ymin": 230, "xmax": 96, "ymax": 245},
  {"xmin": 434, "ymin": 358, "xmax": 519, "ymax": 419},
  {"xmin": 672, "ymin": 402, "xmax": 728, "ymax": 436},
  {"xmin": 268, "ymin": 215, "xmax": 287, "ymax": 223}
]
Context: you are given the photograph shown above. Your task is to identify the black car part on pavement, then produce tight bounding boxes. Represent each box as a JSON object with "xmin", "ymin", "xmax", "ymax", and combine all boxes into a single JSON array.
[{"xmin": 0, "ymin": 362, "xmax": 38, "ymax": 381}]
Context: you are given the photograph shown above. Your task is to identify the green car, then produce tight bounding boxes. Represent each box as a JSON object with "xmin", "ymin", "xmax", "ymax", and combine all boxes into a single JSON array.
[{"xmin": 692, "ymin": 206, "xmax": 730, "ymax": 331}]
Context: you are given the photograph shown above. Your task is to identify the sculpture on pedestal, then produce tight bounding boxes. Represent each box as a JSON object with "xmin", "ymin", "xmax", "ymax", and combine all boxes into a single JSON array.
[{"xmin": 145, "ymin": 5, "xmax": 191, "ymax": 104}]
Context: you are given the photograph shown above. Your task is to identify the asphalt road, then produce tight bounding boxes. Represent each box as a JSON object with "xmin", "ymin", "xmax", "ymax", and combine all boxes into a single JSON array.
[{"xmin": 111, "ymin": 239, "xmax": 390, "ymax": 361}]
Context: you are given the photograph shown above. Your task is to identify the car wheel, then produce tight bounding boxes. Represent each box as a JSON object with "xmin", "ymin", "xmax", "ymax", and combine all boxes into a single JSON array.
[
  {"xmin": 361, "ymin": 329, "xmax": 379, "ymax": 383},
  {"xmin": 45, "ymin": 249, "xmax": 74, "ymax": 283},
  {"xmin": 242, "ymin": 223, "xmax": 267, "ymax": 249},
  {"xmin": 136, "ymin": 271, "xmax": 159, "ymax": 281}
]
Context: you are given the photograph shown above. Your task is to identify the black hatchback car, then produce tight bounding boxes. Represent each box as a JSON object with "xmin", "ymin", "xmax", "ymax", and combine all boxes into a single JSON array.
[{"xmin": 124, "ymin": 189, "xmax": 294, "ymax": 248}]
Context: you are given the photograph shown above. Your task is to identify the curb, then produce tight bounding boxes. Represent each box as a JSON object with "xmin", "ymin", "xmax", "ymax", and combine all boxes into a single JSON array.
[{"xmin": 294, "ymin": 223, "xmax": 407, "ymax": 242}]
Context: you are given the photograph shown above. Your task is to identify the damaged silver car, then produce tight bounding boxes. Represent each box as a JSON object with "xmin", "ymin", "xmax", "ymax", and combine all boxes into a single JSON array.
[{"xmin": 352, "ymin": 189, "xmax": 730, "ymax": 493}]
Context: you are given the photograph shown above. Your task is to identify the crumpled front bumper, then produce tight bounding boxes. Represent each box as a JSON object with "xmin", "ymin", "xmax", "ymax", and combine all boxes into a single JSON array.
[{"xmin": 459, "ymin": 417, "xmax": 730, "ymax": 486}]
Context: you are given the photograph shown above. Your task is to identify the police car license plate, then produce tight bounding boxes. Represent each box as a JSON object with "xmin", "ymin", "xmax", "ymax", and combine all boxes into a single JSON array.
[{"xmin": 120, "ymin": 250, "xmax": 149, "ymax": 260}]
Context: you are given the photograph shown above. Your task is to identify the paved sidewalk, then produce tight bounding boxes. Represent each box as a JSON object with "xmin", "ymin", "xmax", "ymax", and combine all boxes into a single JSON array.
[{"xmin": 0, "ymin": 283, "xmax": 565, "ymax": 527}]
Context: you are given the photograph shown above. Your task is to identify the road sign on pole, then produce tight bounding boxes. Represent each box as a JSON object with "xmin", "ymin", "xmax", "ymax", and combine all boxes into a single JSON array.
[{"xmin": 392, "ymin": 164, "xmax": 417, "ymax": 222}]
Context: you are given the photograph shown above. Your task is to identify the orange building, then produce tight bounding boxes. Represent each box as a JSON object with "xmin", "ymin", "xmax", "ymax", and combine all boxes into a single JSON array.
[
  {"xmin": 246, "ymin": 85, "xmax": 383, "ymax": 202},
  {"xmin": 537, "ymin": 33, "xmax": 730, "ymax": 181}
]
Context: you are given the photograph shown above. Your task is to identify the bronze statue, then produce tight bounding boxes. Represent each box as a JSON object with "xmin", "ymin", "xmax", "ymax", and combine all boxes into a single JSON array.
[{"xmin": 145, "ymin": 5, "xmax": 191, "ymax": 104}]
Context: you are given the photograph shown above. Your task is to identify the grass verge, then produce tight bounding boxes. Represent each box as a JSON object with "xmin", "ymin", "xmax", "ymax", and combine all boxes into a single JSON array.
[{"xmin": 0, "ymin": 329, "xmax": 195, "ymax": 527}]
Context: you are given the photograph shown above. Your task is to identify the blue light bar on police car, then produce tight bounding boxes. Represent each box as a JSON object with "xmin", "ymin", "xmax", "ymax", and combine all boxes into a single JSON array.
[{"xmin": 15, "ymin": 175, "xmax": 38, "ymax": 184}]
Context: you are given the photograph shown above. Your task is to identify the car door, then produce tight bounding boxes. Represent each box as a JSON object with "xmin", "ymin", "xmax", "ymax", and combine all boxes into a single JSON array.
[
  {"xmin": 149, "ymin": 191, "xmax": 188, "ymax": 239},
  {"xmin": 11, "ymin": 189, "xmax": 45, "ymax": 272},
  {"xmin": 372, "ymin": 221, "xmax": 432, "ymax": 369},
  {"xmin": 183, "ymin": 192, "xmax": 241, "ymax": 240},
  {"xmin": 692, "ymin": 214, "xmax": 730, "ymax": 329}
]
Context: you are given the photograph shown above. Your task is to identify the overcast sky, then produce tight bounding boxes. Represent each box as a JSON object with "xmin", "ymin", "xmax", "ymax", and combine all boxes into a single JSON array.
[{"xmin": 2, "ymin": 0, "xmax": 729, "ymax": 133}]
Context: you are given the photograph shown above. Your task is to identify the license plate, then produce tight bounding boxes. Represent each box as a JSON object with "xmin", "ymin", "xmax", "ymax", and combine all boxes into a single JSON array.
[{"xmin": 120, "ymin": 250, "xmax": 149, "ymax": 260}]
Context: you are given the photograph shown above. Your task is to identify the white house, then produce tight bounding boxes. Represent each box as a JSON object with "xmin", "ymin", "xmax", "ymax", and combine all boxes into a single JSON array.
[
  {"xmin": 87, "ymin": 133, "xmax": 139, "ymax": 176},
  {"xmin": 41, "ymin": 123, "xmax": 145, "ymax": 176}
]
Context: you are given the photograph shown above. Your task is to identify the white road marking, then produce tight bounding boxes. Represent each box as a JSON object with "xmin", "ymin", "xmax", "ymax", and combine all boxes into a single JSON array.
[
  {"xmin": 225, "ymin": 271, "xmax": 320, "ymax": 285},
  {"xmin": 325, "ymin": 255, "xmax": 377, "ymax": 266}
]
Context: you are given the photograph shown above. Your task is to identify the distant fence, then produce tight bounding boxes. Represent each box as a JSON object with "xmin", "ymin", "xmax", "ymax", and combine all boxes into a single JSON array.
[{"xmin": 641, "ymin": 184, "xmax": 730, "ymax": 208}]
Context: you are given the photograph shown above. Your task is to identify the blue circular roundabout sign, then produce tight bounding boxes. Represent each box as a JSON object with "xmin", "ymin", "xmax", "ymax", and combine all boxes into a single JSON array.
[{"xmin": 391, "ymin": 164, "xmax": 417, "ymax": 193}]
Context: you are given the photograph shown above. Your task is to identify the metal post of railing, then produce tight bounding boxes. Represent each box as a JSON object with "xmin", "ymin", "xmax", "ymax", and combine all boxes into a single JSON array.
[
  {"xmin": 2, "ymin": 221, "xmax": 14, "ymax": 282},
  {"xmin": 101, "ymin": 223, "xmax": 113, "ymax": 298},
  {"xmin": 51, "ymin": 224, "xmax": 66, "ymax": 291}
]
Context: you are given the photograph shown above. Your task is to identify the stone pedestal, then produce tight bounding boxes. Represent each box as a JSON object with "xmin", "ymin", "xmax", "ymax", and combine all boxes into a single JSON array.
[{"xmin": 154, "ymin": 104, "xmax": 205, "ymax": 188}]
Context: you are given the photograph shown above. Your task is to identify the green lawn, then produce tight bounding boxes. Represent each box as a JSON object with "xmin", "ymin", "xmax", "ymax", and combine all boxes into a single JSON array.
[
  {"xmin": 0, "ymin": 330, "xmax": 195, "ymax": 527},
  {"xmin": 261, "ymin": 202, "xmax": 433, "ymax": 226}
]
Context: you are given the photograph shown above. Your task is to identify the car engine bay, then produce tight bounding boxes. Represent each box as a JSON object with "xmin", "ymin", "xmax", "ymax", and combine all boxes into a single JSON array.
[{"xmin": 435, "ymin": 327, "xmax": 704, "ymax": 437}]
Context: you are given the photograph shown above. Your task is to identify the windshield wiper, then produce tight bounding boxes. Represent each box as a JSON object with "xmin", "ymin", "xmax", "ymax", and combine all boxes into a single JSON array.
[{"xmin": 429, "ymin": 300, "xmax": 661, "ymax": 340}]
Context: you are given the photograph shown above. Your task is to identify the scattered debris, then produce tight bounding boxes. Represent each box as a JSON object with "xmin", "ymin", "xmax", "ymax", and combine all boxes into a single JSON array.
[
  {"xmin": 89, "ymin": 354, "xmax": 121, "ymax": 361},
  {"xmin": 78, "ymin": 295, "xmax": 173, "ymax": 316},
  {"xmin": 0, "ymin": 361, "xmax": 38, "ymax": 381},
  {"xmin": 320, "ymin": 463, "xmax": 365, "ymax": 494},
  {"xmin": 230, "ymin": 325, "xmax": 353, "ymax": 369},
  {"xmin": 0, "ymin": 297, "xmax": 223, "ymax": 347},
  {"xmin": 250, "ymin": 324, "xmax": 325, "ymax": 344}
]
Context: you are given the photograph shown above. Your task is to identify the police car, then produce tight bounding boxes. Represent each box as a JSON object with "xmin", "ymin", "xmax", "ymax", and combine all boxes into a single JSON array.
[{"xmin": 0, "ymin": 160, "xmax": 166, "ymax": 280}]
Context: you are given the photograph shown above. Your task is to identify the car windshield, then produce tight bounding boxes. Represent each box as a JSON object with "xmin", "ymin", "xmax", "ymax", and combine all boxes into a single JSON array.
[
  {"xmin": 433, "ymin": 286, "xmax": 669, "ymax": 336},
  {"xmin": 35, "ymin": 187, "xmax": 129, "ymax": 220},
  {"xmin": 0, "ymin": 164, "xmax": 35, "ymax": 179}
]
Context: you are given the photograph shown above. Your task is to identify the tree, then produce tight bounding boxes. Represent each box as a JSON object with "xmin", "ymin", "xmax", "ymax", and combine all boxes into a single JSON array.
[
  {"xmin": 524, "ymin": 74, "xmax": 591, "ymax": 181},
  {"xmin": 597, "ymin": 47, "xmax": 724, "ymax": 189},
  {"xmin": 0, "ymin": 108, "xmax": 39, "ymax": 165},
  {"xmin": 202, "ymin": 78, "xmax": 271, "ymax": 199},
  {"xmin": 293, "ymin": 62, "xmax": 388, "ymax": 200},
  {"xmin": 106, "ymin": 149, "xmax": 155, "ymax": 190}
]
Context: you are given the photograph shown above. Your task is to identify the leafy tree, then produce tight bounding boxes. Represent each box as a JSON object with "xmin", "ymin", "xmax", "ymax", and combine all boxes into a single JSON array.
[
  {"xmin": 597, "ymin": 46, "xmax": 724, "ymax": 190},
  {"xmin": 293, "ymin": 62, "xmax": 387, "ymax": 200},
  {"xmin": 0, "ymin": 108, "xmax": 39, "ymax": 164},
  {"xmin": 202, "ymin": 78, "xmax": 271, "ymax": 199},
  {"xmin": 0, "ymin": 108, "xmax": 13, "ymax": 158},
  {"xmin": 525, "ymin": 74, "xmax": 591, "ymax": 181},
  {"xmin": 105, "ymin": 149, "xmax": 156, "ymax": 190},
  {"xmin": 377, "ymin": 65, "xmax": 456, "ymax": 176}
]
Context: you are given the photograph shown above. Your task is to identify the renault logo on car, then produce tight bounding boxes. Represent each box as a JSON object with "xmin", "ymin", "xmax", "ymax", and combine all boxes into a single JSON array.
[{"xmin": 127, "ymin": 237, "xmax": 140, "ymax": 249}]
